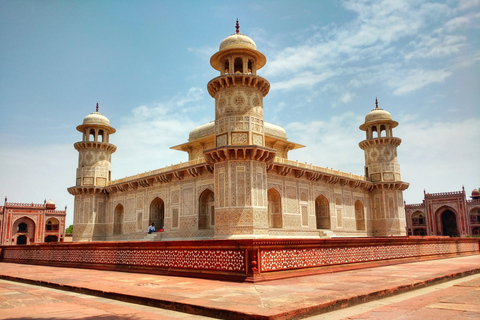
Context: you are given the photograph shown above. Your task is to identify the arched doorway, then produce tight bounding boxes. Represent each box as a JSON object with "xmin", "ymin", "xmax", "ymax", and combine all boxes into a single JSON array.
[
  {"xmin": 18, "ymin": 223, "xmax": 28, "ymax": 232},
  {"xmin": 268, "ymin": 188, "xmax": 282, "ymax": 228},
  {"xmin": 16, "ymin": 235, "xmax": 27, "ymax": 245},
  {"xmin": 113, "ymin": 204, "xmax": 124, "ymax": 235},
  {"xmin": 149, "ymin": 197, "xmax": 165, "ymax": 230},
  {"xmin": 355, "ymin": 200, "xmax": 365, "ymax": 230},
  {"xmin": 45, "ymin": 235, "xmax": 58, "ymax": 242},
  {"xmin": 198, "ymin": 190, "xmax": 214, "ymax": 230},
  {"xmin": 45, "ymin": 218, "xmax": 59, "ymax": 231},
  {"xmin": 14, "ymin": 217, "xmax": 35, "ymax": 244},
  {"xmin": 315, "ymin": 195, "xmax": 330, "ymax": 229},
  {"xmin": 441, "ymin": 210, "xmax": 458, "ymax": 237}
]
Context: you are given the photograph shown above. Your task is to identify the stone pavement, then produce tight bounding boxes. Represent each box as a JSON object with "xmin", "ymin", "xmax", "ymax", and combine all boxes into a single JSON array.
[{"xmin": 0, "ymin": 254, "xmax": 479, "ymax": 320}]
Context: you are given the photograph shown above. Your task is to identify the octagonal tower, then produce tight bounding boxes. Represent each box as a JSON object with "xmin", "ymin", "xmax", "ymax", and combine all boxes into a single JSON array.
[
  {"xmin": 359, "ymin": 99, "xmax": 408, "ymax": 236},
  {"xmin": 68, "ymin": 103, "xmax": 116, "ymax": 241},
  {"xmin": 204, "ymin": 21, "xmax": 276, "ymax": 238}
]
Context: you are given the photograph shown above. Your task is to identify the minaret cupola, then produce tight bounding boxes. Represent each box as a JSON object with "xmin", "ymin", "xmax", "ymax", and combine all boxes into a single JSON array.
[
  {"xmin": 359, "ymin": 99, "xmax": 405, "ymax": 185},
  {"xmin": 71, "ymin": 103, "xmax": 117, "ymax": 189}
]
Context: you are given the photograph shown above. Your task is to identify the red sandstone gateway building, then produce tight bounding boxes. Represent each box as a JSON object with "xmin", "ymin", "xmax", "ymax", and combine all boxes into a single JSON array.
[
  {"xmin": 0, "ymin": 198, "xmax": 67, "ymax": 245},
  {"xmin": 405, "ymin": 188, "xmax": 480, "ymax": 236}
]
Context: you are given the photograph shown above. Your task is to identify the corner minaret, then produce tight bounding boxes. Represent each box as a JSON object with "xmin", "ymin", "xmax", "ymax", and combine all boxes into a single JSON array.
[
  {"xmin": 68, "ymin": 103, "xmax": 116, "ymax": 241},
  {"xmin": 359, "ymin": 99, "xmax": 408, "ymax": 236},
  {"xmin": 204, "ymin": 21, "xmax": 276, "ymax": 238},
  {"xmin": 207, "ymin": 19, "xmax": 270, "ymax": 148}
]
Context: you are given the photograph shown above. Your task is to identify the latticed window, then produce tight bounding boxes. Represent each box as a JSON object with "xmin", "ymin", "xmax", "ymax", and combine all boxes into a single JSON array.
[
  {"xmin": 45, "ymin": 219, "xmax": 59, "ymax": 231},
  {"xmin": 470, "ymin": 209, "xmax": 480, "ymax": 224},
  {"xmin": 412, "ymin": 212, "xmax": 426, "ymax": 226}
]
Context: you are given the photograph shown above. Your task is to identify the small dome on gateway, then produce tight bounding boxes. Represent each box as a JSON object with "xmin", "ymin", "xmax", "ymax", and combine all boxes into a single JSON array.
[
  {"xmin": 46, "ymin": 199, "xmax": 55, "ymax": 205},
  {"xmin": 471, "ymin": 189, "xmax": 480, "ymax": 199}
]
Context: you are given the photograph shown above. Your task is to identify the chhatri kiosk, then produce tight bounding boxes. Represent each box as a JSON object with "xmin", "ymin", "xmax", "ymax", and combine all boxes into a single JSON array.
[{"xmin": 68, "ymin": 22, "xmax": 409, "ymax": 242}]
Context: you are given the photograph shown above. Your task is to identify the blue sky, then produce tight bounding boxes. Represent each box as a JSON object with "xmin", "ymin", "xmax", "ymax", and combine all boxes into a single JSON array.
[{"xmin": 1, "ymin": 0, "xmax": 479, "ymax": 228}]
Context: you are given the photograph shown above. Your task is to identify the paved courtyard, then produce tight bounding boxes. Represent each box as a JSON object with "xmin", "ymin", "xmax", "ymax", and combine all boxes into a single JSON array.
[{"xmin": 0, "ymin": 254, "xmax": 479, "ymax": 319}]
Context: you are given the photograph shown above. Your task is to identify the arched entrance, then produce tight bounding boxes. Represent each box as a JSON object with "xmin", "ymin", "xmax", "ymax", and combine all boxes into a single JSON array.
[
  {"xmin": 149, "ymin": 197, "xmax": 165, "ymax": 230},
  {"xmin": 315, "ymin": 195, "xmax": 330, "ymax": 229},
  {"xmin": 268, "ymin": 188, "xmax": 282, "ymax": 228},
  {"xmin": 14, "ymin": 217, "xmax": 35, "ymax": 245},
  {"xmin": 113, "ymin": 204, "xmax": 124, "ymax": 235},
  {"xmin": 198, "ymin": 189, "xmax": 214, "ymax": 230},
  {"xmin": 441, "ymin": 210, "xmax": 458, "ymax": 237},
  {"xmin": 18, "ymin": 222, "xmax": 28, "ymax": 232},
  {"xmin": 16, "ymin": 235, "xmax": 27, "ymax": 245},
  {"xmin": 45, "ymin": 235, "xmax": 58, "ymax": 242},
  {"xmin": 45, "ymin": 218, "xmax": 59, "ymax": 231}
]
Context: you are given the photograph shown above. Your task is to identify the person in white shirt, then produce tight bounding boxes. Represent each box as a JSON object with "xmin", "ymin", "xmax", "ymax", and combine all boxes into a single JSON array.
[{"xmin": 148, "ymin": 223, "xmax": 155, "ymax": 234}]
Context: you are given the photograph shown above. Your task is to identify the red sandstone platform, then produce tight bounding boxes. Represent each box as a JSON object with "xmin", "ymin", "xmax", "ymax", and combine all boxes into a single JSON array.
[{"xmin": 1, "ymin": 254, "xmax": 479, "ymax": 319}]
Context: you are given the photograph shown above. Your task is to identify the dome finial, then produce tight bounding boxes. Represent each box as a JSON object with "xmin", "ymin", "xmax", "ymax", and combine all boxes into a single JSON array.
[
  {"xmin": 96, "ymin": 102, "xmax": 99, "ymax": 112},
  {"xmin": 375, "ymin": 98, "xmax": 378, "ymax": 109},
  {"xmin": 235, "ymin": 19, "xmax": 240, "ymax": 34}
]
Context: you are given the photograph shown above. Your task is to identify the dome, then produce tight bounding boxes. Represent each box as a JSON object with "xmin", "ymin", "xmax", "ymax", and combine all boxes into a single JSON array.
[
  {"xmin": 265, "ymin": 122, "xmax": 287, "ymax": 139},
  {"xmin": 82, "ymin": 112, "xmax": 111, "ymax": 127},
  {"xmin": 219, "ymin": 34, "xmax": 257, "ymax": 51},
  {"xmin": 359, "ymin": 100, "xmax": 398, "ymax": 131},
  {"xmin": 471, "ymin": 189, "xmax": 480, "ymax": 199},
  {"xmin": 364, "ymin": 107, "xmax": 395, "ymax": 123},
  {"xmin": 46, "ymin": 199, "xmax": 55, "ymax": 205},
  {"xmin": 210, "ymin": 22, "xmax": 267, "ymax": 71},
  {"xmin": 189, "ymin": 121, "xmax": 214, "ymax": 141},
  {"xmin": 76, "ymin": 104, "xmax": 116, "ymax": 133},
  {"xmin": 188, "ymin": 121, "xmax": 287, "ymax": 141}
]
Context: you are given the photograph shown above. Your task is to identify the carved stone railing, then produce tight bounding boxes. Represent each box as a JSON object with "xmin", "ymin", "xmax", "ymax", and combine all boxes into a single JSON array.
[{"xmin": 1, "ymin": 237, "xmax": 478, "ymax": 283}]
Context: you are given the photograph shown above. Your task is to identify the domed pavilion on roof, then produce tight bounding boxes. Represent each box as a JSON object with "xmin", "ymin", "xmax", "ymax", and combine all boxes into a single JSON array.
[{"xmin": 68, "ymin": 22, "xmax": 410, "ymax": 241}]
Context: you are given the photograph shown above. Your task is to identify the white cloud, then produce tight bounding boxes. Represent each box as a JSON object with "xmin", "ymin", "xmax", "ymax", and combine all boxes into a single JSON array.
[
  {"xmin": 262, "ymin": 0, "xmax": 476, "ymax": 96},
  {"xmin": 271, "ymin": 71, "xmax": 335, "ymax": 91},
  {"xmin": 285, "ymin": 112, "xmax": 365, "ymax": 173},
  {"xmin": 341, "ymin": 92, "xmax": 353, "ymax": 104},
  {"xmin": 284, "ymin": 112, "xmax": 480, "ymax": 204},
  {"xmin": 113, "ymin": 87, "xmax": 209, "ymax": 178},
  {"xmin": 391, "ymin": 69, "xmax": 452, "ymax": 95},
  {"xmin": 404, "ymin": 35, "xmax": 467, "ymax": 60},
  {"xmin": 444, "ymin": 12, "xmax": 480, "ymax": 32},
  {"xmin": 458, "ymin": 0, "xmax": 480, "ymax": 11}
]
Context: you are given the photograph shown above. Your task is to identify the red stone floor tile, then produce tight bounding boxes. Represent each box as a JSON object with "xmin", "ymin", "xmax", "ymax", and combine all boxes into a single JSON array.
[
  {"xmin": 311, "ymin": 273, "xmax": 480, "ymax": 320},
  {"xmin": 0, "ymin": 254, "xmax": 479, "ymax": 319}
]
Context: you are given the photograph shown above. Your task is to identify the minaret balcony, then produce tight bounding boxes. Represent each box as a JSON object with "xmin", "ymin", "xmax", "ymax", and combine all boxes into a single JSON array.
[
  {"xmin": 204, "ymin": 145, "xmax": 276, "ymax": 164},
  {"xmin": 74, "ymin": 141, "xmax": 117, "ymax": 152},
  {"xmin": 359, "ymin": 137, "xmax": 401, "ymax": 150},
  {"xmin": 207, "ymin": 74, "xmax": 270, "ymax": 97}
]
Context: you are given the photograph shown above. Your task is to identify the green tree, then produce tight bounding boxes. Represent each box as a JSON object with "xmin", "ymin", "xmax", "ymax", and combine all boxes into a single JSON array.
[{"xmin": 65, "ymin": 225, "xmax": 73, "ymax": 234}]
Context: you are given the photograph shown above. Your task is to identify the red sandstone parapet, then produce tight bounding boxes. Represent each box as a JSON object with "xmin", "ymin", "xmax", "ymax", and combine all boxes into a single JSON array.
[{"xmin": 1, "ymin": 237, "xmax": 478, "ymax": 282}]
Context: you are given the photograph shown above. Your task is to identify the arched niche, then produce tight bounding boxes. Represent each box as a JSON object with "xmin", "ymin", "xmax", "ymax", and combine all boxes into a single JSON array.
[
  {"xmin": 355, "ymin": 200, "xmax": 365, "ymax": 230},
  {"xmin": 315, "ymin": 195, "xmax": 330, "ymax": 229},
  {"xmin": 113, "ymin": 204, "xmax": 124, "ymax": 235},
  {"xmin": 149, "ymin": 197, "xmax": 165, "ymax": 230},
  {"xmin": 268, "ymin": 188, "xmax": 282, "ymax": 228},
  {"xmin": 198, "ymin": 189, "xmax": 214, "ymax": 230}
]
